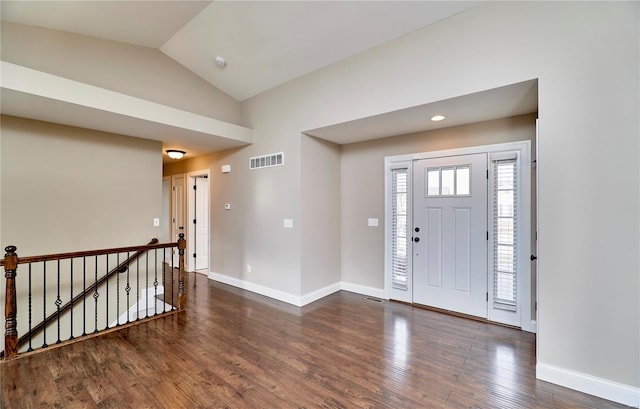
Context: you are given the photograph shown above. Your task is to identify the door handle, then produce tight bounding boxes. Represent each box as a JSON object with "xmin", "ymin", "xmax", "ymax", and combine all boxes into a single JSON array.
[
  {"xmin": 414, "ymin": 237, "xmax": 420, "ymax": 242},
  {"xmin": 530, "ymin": 254, "xmax": 537, "ymax": 261}
]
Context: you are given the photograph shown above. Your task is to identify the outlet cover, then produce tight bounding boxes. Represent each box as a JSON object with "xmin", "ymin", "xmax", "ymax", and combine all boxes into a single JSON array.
[{"xmin": 368, "ymin": 218, "xmax": 379, "ymax": 227}]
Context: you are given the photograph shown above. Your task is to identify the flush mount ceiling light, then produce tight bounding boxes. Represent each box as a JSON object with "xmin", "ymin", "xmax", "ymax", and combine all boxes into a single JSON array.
[
  {"xmin": 430, "ymin": 115, "xmax": 446, "ymax": 122},
  {"xmin": 166, "ymin": 150, "xmax": 186, "ymax": 160},
  {"xmin": 215, "ymin": 56, "xmax": 227, "ymax": 68}
]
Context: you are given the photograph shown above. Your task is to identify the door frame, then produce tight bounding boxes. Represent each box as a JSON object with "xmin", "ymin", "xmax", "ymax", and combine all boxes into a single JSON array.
[
  {"xmin": 384, "ymin": 141, "xmax": 536, "ymax": 332},
  {"xmin": 171, "ymin": 174, "xmax": 187, "ymax": 267},
  {"xmin": 186, "ymin": 169, "xmax": 210, "ymax": 273}
]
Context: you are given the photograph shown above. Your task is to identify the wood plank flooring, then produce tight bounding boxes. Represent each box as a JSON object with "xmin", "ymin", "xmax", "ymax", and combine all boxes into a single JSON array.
[{"xmin": 1, "ymin": 273, "xmax": 632, "ymax": 408}]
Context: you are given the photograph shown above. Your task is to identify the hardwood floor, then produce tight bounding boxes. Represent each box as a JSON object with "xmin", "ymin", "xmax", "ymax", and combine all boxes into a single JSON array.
[{"xmin": 1, "ymin": 273, "xmax": 632, "ymax": 408}]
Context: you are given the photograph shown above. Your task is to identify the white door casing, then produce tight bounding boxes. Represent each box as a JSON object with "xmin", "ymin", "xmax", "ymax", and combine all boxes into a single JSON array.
[
  {"xmin": 171, "ymin": 174, "xmax": 186, "ymax": 267},
  {"xmin": 412, "ymin": 153, "xmax": 488, "ymax": 318}
]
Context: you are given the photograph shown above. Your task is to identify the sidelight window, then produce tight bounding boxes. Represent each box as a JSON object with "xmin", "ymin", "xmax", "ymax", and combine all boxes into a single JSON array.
[
  {"xmin": 391, "ymin": 168, "xmax": 409, "ymax": 290},
  {"xmin": 492, "ymin": 158, "xmax": 518, "ymax": 310}
]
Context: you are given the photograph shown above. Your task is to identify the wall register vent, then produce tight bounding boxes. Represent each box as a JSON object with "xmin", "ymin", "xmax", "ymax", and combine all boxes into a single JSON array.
[{"xmin": 250, "ymin": 152, "xmax": 284, "ymax": 170}]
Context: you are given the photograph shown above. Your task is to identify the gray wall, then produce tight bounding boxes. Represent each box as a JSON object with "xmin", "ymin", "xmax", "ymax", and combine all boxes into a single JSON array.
[
  {"xmin": 301, "ymin": 135, "xmax": 341, "ymax": 295},
  {"xmin": 1, "ymin": 115, "xmax": 162, "ymax": 254}
]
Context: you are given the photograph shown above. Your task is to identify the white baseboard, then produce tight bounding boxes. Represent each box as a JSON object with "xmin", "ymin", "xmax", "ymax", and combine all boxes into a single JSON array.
[
  {"xmin": 537, "ymin": 362, "xmax": 640, "ymax": 408},
  {"xmin": 207, "ymin": 273, "xmax": 386, "ymax": 307},
  {"xmin": 208, "ymin": 272, "xmax": 303, "ymax": 306},
  {"xmin": 300, "ymin": 282, "xmax": 342, "ymax": 306},
  {"xmin": 340, "ymin": 281, "xmax": 386, "ymax": 299}
]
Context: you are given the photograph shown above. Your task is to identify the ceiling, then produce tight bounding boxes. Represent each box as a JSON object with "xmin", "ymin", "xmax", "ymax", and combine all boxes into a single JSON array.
[
  {"xmin": 1, "ymin": 1, "xmax": 479, "ymax": 102},
  {"xmin": 0, "ymin": 1, "xmax": 538, "ymax": 161}
]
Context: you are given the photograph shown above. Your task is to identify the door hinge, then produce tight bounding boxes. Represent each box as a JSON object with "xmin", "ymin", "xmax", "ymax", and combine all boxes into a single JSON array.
[
  {"xmin": 172, "ymin": 186, "xmax": 176, "ymax": 191},
  {"xmin": 193, "ymin": 253, "xmax": 196, "ymax": 258},
  {"xmin": 535, "ymin": 301, "xmax": 538, "ymax": 311},
  {"xmin": 193, "ymin": 185, "xmax": 197, "ymax": 190},
  {"xmin": 486, "ymin": 292, "xmax": 489, "ymax": 301},
  {"xmin": 486, "ymin": 231, "xmax": 489, "ymax": 240},
  {"xmin": 193, "ymin": 219, "xmax": 197, "ymax": 224},
  {"xmin": 486, "ymin": 169, "xmax": 489, "ymax": 179}
]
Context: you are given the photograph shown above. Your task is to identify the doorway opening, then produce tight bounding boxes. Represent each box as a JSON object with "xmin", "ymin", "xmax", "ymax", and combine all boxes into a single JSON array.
[{"xmin": 187, "ymin": 170, "xmax": 210, "ymax": 274}]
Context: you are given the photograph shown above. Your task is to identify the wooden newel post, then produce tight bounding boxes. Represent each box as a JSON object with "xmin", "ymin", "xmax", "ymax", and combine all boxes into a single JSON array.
[
  {"xmin": 4, "ymin": 246, "xmax": 18, "ymax": 359},
  {"xmin": 177, "ymin": 234, "xmax": 186, "ymax": 310}
]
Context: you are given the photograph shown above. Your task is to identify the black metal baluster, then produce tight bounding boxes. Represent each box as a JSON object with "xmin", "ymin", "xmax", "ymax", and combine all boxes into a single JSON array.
[
  {"xmin": 42, "ymin": 261, "xmax": 48, "ymax": 348},
  {"xmin": 27, "ymin": 264, "xmax": 33, "ymax": 352},
  {"xmin": 145, "ymin": 249, "xmax": 150, "ymax": 319},
  {"xmin": 82, "ymin": 257, "xmax": 86, "ymax": 337},
  {"xmin": 93, "ymin": 255, "xmax": 99, "ymax": 333},
  {"xmin": 116, "ymin": 253, "xmax": 120, "ymax": 326},
  {"xmin": 55, "ymin": 260, "xmax": 62, "ymax": 344},
  {"xmin": 171, "ymin": 246, "xmax": 175, "ymax": 311},
  {"xmin": 154, "ymin": 250, "xmax": 160, "ymax": 316},
  {"xmin": 125, "ymin": 252, "xmax": 131, "ymax": 323},
  {"xmin": 165, "ymin": 249, "xmax": 171, "ymax": 314},
  {"xmin": 136, "ymin": 255, "xmax": 140, "ymax": 321},
  {"xmin": 105, "ymin": 255, "xmax": 109, "ymax": 330},
  {"xmin": 69, "ymin": 258, "xmax": 74, "ymax": 340}
]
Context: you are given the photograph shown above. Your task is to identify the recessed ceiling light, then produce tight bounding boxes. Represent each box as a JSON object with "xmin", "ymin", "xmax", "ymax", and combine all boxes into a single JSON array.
[
  {"xmin": 431, "ymin": 115, "xmax": 446, "ymax": 122},
  {"xmin": 215, "ymin": 56, "xmax": 227, "ymax": 68}
]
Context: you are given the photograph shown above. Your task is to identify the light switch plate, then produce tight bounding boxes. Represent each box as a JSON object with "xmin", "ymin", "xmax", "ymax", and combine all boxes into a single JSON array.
[
  {"xmin": 224, "ymin": 203, "xmax": 231, "ymax": 210},
  {"xmin": 368, "ymin": 218, "xmax": 379, "ymax": 227},
  {"xmin": 153, "ymin": 218, "xmax": 160, "ymax": 227},
  {"xmin": 283, "ymin": 218, "xmax": 293, "ymax": 228}
]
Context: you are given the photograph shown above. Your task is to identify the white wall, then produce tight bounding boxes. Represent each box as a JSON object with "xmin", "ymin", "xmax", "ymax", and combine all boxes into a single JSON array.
[{"xmin": 239, "ymin": 0, "xmax": 639, "ymax": 397}]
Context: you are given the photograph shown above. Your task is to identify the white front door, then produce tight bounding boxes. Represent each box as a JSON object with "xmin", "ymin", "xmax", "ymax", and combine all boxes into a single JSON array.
[{"xmin": 412, "ymin": 153, "xmax": 488, "ymax": 318}]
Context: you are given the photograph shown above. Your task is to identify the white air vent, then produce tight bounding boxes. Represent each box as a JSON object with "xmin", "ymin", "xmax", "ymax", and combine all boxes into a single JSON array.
[{"xmin": 250, "ymin": 152, "xmax": 284, "ymax": 170}]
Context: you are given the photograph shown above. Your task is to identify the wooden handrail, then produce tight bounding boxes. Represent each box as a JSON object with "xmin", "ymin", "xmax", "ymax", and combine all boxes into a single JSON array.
[
  {"xmin": 2, "ymin": 236, "xmax": 186, "ymax": 359},
  {"xmin": 0, "ymin": 240, "xmax": 177, "ymax": 266},
  {"xmin": 15, "ymin": 238, "xmax": 159, "ymax": 351}
]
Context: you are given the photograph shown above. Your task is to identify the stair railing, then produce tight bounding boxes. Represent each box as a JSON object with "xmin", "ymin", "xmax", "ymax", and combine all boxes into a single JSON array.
[{"xmin": 2, "ymin": 234, "xmax": 186, "ymax": 360}]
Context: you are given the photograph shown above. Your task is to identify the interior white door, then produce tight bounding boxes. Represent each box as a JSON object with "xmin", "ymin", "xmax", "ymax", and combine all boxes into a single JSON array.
[
  {"xmin": 172, "ymin": 175, "xmax": 186, "ymax": 267},
  {"xmin": 412, "ymin": 153, "xmax": 488, "ymax": 318},
  {"xmin": 194, "ymin": 177, "xmax": 209, "ymax": 270}
]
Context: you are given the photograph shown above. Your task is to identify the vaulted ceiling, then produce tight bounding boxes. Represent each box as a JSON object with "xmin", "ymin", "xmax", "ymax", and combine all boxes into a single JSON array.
[
  {"xmin": 0, "ymin": 1, "xmax": 537, "ymax": 158},
  {"xmin": 1, "ymin": 1, "xmax": 480, "ymax": 102}
]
